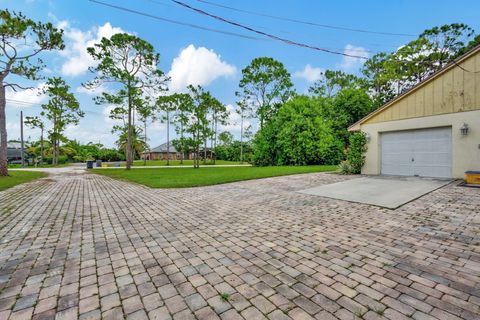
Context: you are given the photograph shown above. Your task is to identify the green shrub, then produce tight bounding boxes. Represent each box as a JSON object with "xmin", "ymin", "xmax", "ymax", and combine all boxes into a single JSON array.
[
  {"xmin": 338, "ymin": 160, "xmax": 355, "ymax": 174},
  {"xmin": 252, "ymin": 96, "xmax": 343, "ymax": 166},
  {"xmin": 345, "ymin": 132, "xmax": 368, "ymax": 174}
]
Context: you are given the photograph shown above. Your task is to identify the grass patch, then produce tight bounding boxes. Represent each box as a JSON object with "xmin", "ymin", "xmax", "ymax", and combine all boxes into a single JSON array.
[
  {"xmin": 0, "ymin": 171, "xmax": 47, "ymax": 191},
  {"xmin": 106, "ymin": 159, "xmax": 244, "ymax": 167},
  {"xmin": 8, "ymin": 163, "xmax": 71, "ymax": 168},
  {"xmin": 220, "ymin": 293, "xmax": 230, "ymax": 301},
  {"xmin": 94, "ymin": 165, "xmax": 337, "ymax": 188}
]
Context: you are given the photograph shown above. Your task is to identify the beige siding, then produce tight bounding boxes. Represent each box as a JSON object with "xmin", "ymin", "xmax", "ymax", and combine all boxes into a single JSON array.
[
  {"xmin": 364, "ymin": 50, "xmax": 480, "ymax": 125},
  {"xmin": 360, "ymin": 110, "xmax": 480, "ymax": 179}
]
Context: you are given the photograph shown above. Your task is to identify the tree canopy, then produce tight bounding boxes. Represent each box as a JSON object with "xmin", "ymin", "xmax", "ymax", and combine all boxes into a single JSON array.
[
  {"xmin": 84, "ymin": 33, "xmax": 168, "ymax": 170},
  {"xmin": 237, "ymin": 57, "xmax": 294, "ymax": 129},
  {"xmin": 0, "ymin": 9, "xmax": 64, "ymax": 175}
]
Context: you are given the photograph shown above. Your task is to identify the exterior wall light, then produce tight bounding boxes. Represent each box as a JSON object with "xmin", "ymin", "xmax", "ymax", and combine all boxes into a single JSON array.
[
  {"xmin": 460, "ymin": 123, "xmax": 469, "ymax": 136},
  {"xmin": 364, "ymin": 132, "xmax": 371, "ymax": 142}
]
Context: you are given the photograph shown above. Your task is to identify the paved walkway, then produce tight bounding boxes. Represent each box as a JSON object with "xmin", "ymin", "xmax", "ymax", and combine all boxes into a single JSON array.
[
  {"xmin": 95, "ymin": 164, "xmax": 252, "ymax": 169},
  {"xmin": 0, "ymin": 171, "xmax": 479, "ymax": 320}
]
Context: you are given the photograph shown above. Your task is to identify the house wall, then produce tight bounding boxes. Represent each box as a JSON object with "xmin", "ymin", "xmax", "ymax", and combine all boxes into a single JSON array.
[
  {"xmin": 360, "ymin": 109, "xmax": 480, "ymax": 179},
  {"xmin": 363, "ymin": 51, "xmax": 480, "ymax": 126},
  {"xmin": 142, "ymin": 152, "xmax": 178, "ymax": 161}
]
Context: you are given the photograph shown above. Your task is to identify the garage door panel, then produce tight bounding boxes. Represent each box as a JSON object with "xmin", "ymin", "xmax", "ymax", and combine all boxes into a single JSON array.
[{"xmin": 380, "ymin": 127, "xmax": 452, "ymax": 178}]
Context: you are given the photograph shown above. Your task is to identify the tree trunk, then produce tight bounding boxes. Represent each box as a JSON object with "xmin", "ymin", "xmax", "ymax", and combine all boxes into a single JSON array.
[
  {"xmin": 0, "ymin": 83, "xmax": 8, "ymax": 176},
  {"xmin": 166, "ymin": 111, "xmax": 170, "ymax": 166},
  {"xmin": 195, "ymin": 126, "xmax": 200, "ymax": 169},
  {"xmin": 193, "ymin": 132, "xmax": 197, "ymax": 168},
  {"xmin": 203, "ymin": 138, "xmax": 207, "ymax": 165},
  {"xmin": 143, "ymin": 120, "xmax": 147, "ymax": 166},
  {"xmin": 40, "ymin": 128, "xmax": 44, "ymax": 165},
  {"xmin": 180, "ymin": 121, "xmax": 184, "ymax": 165},
  {"xmin": 213, "ymin": 118, "xmax": 217, "ymax": 165},
  {"xmin": 126, "ymin": 85, "xmax": 133, "ymax": 170},
  {"xmin": 56, "ymin": 138, "xmax": 60, "ymax": 165},
  {"xmin": 240, "ymin": 113, "xmax": 244, "ymax": 164},
  {"xmin": 210, "ymin": 120, "xmax": 214, "ymax": 165},
  {"xmin": 130, "ymin": 107, "xmax": 135, "ymax": 166}
]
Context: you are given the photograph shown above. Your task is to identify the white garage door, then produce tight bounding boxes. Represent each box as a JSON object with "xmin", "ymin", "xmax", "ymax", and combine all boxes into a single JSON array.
[{"xmin": 381, "ymin": 127, "xmax": 452, "ymax": 178}]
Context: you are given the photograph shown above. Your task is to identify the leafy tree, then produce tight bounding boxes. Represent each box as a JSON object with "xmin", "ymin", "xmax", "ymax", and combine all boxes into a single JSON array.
[
  {"xmin": 235, "ymin": 99, "xmax": 252, "ymax": 163},
  {"xmin": 309, "ymin": 70, "xmax": 363, "ymax": 97},
  {"xmin": 361, "ymin": 52, "xmax": 396, "ymax": 106},
  {"xmin": 208, "ymin": 96, "xmax": 229, "ymax": 164},
  {"xmin": 253, "ymin": 96, "xmax": 343, "ymax": 166},
  {"xmin": 25, "ymin": 140, "xmax": 49, "ymax": 166},
  {"xmin": 181, "ymin": 85, "xmax": 214, "ymax": 168},
  {"xmin": 215, "ymin": 139, "xmax": 254, "ymax": 162},
  {"xmin": 61, "ymin": 139, "xmax": 125, "ymax": 162},
  {"xmin": 363, "ymin": 23, "xmax": 477, "ymax": 105},
  {"xmin": 115, "ymin": 125, "xmax": 146, "ymax": 160},
  {"xmin": 171, "ymin": 93, "xmax": 195, "ymax": 165},
  {"xmin": 252, "ymin": 121, "xmax": 278, "ymax": 166},
  {"xmin": 24, "ymin": 116, "xmax": 46, "ymax": 164},
  {"xmin": 329, "ymin": 88, "xmax": 375, "ymax": 146},
  {"xmin": 218, "ymin": 131, "xmax": 233, "ymax": 146},
  {"xmin": 157, "ymin": 93, "xmax": 188, "ymax": 165},
  {"xmin": 40, "ymin": 77, "xmax": 83, "ymax": 165},
  {"xmin": 84, "ymin": 33, "xmax": 167, "ymax": 170},
  {"xmin": 136, "ymin": 96, "xmax": 157, "ymax": 166},
  {"xmin": 237, "ymin": 57, "xmax": 294, "ymax": 129},
  {"xmin": 0, "ymin": 9, "xmax": 64, "ymax": 175}
]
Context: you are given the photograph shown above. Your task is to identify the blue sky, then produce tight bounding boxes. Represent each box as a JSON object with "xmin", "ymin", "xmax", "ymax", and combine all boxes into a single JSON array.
[{"xmin": 4, "ymin": 0, "xmax": 480, "ymax": 147}]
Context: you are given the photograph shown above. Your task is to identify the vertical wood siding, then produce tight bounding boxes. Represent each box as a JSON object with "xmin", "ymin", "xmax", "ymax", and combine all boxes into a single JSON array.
[{"xmin": 365, "ymin": 50, "xmax": 480, "ymax": 124}]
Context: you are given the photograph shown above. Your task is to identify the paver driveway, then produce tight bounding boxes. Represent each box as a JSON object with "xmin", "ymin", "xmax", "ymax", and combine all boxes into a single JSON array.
[{"xmin": 0, "ymin": 170, "xmax": 479, "ymax": 320}]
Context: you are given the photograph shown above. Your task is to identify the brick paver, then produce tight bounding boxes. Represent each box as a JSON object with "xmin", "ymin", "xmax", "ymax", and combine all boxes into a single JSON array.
[{"xmin": 0, "ymin": 170, "xmax": 479, "ymax": 319}]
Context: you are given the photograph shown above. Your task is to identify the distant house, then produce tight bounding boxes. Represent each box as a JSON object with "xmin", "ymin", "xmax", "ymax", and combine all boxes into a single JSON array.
[
  {"xmin": 141, "ymin": 142, "xmax": 214, "ymax": 161},
  {"xmin": 7, "ymin": 142, "xmax": 23, "ymax": 163},
  {"xmin": 142, "ymin": 142, "xmax": 181, "ymax": 160}
]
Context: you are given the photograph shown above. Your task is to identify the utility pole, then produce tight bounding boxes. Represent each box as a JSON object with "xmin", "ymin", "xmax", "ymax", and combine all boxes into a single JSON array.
[{"xmin": 20, "ymin": 110, "xmax": 25, "ymax": 167}]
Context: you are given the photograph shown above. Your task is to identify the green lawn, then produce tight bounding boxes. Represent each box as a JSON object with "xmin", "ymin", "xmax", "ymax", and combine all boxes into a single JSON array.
[
  {"xmin": 8, "ymin": 163, "xmax": 71, "ymax": 168},
  {"xmin": 94, "ymin": 165, "xmax": 337, "ymax": 188},
  {"xmin": 106, "ymin": 160, "xmax": 244, "ymax": 167},
  {"xmin": 0, "ymin": 171, "xmax": 47, "ymax": 191}
]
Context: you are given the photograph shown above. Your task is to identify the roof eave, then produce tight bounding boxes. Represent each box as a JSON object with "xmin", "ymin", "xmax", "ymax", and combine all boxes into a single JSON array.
[{"xmin": 348, "ymin": 44, "xmax": 480, "ymax": 130}]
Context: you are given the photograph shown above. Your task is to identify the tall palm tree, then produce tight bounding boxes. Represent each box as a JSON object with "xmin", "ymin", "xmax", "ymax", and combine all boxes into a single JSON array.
[{"xmin": 116, "ymin": 125, "xmax": 146, "ymax": 161}]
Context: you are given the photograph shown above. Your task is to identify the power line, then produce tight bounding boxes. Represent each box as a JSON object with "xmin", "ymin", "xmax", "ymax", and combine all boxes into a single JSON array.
[
  {"xmin": 145, "ymin": 0, "xmax": 378, "ymax": 54},
  {"xmin": 88, "ymin": 0, "xmax": 265, "ymax": 41},
  {"xmin": 170, "ymin": 0, "xmax": 369, "ymax": 59},
  {"xmin": 5, "ymin": 99, "xmax": 105, "ymax": 116},
  {"xmin": 89, "ymin": 0, "xmax": 369, "ymax": 58},
  {"xmin": 195, "ymin": 0, "xmax": 416, "ymax": 37}
]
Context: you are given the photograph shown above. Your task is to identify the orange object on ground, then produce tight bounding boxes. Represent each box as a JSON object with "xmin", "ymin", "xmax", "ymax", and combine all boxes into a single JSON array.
[{"xmin": 465, "ymin": 171, "xmax": 480, "ymax": 184}]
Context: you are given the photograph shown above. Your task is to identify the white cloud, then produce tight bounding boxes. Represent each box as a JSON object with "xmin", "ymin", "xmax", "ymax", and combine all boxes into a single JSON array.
[
  {"xmin": 294, "ymin": 64, "xmax": 324, "ymax": 83},
  {"xmin": 64, "ymin": 124, "xmax": 113, "ymax": 145},
  {"xmin": 168, "ymin": 44, "xmax": 236, "ymax": 92},
  {"xmin": 60, "ymin": 22, "xmax": 125, "ymax": 77},
  {"xmin": 6, "ymin": 83, "xmax": 47, "ymax": 107},
  {"xmin": 218, "ymin": 104, "xmax": 252, "ymax": 135},
  {"xmin": 339, "ymin": 44, "xmax": 369, "ymax": 71}
]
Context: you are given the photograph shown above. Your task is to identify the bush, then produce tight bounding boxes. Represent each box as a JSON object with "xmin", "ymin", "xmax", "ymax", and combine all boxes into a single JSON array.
[
  {"xmin": 252, "ymin": 121, "xmax": 279, "ymax": 166},
  {"xmin": 252, "ymin": 96, "xmax": 344, "ymax": 166},
  {"xmin": 57, "ymin": 155, "xmax": 69, "ymax": 164},
  {"xmin": 338, "ymin": 160, "xmax": 355, "ymax": 174},
  {"xmin": 43, "ymin": 155, "xmax": 69, "ymax": 164},
  {"xmin": 215, "ymin": 141, "xmax": 254, "ymax": 162},
  {"xmin": 344, "ymin": 132, "xmax": 367, "ymax": 174}
]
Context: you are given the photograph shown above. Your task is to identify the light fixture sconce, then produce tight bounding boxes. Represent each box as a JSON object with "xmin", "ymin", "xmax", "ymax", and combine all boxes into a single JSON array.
[
  {"xmin": 364, "ymin": 132, "xmax": 371, "ymax": 143},
  {"xmin": 460, "ymin": 123, "xmax": 469, "ymax": 136}
]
